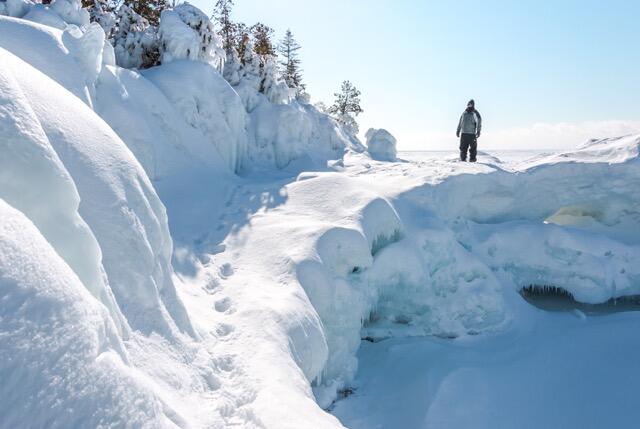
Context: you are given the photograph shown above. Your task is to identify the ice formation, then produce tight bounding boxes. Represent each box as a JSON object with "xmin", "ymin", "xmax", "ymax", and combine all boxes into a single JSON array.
[{"xmin": 365, "ymin": 128, "xmax": 397, "ymax": 161}]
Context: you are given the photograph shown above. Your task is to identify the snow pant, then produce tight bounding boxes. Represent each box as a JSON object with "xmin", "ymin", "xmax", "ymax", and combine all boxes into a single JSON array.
[{"xmin": 460, "ymin": 133, "xmax": 477, "ymax": 161}]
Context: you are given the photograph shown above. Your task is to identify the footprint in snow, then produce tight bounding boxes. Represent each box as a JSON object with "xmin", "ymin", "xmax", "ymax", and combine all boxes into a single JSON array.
[
  {"xmin": 203, "ymin": 277, "xmax": 220, "ymax": 294},
  {"xmin": 219, "ymin": 263, "xmax": 234, "ymax": 278},
  {"xmin": 215, "ymin": 355, "xmax": 235, "ymax": 372},
  {"xmin": 214, "ymin": 297, "xmax": 232, "ymax": 313},
  {"xmin": 215, "ymin": 323, "xmax": 234, "ymax": 337}
]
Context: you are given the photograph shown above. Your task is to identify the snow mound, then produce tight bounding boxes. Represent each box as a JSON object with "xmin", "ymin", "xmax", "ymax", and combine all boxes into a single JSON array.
[
  {"xmin": 247, "ymin": 100, "xmax": 362, "ymax": 169},
  {"xmin": 0, "ymin": 46, "xmax": 194, "ymax": 338},
  {"xmin": 0, "ymin": 0, "xmax": 33, "ymax": 18},
  {"xmin": 366, "ymin": 128, "xmax": 397, "ymax": 161},
  {"xmin": 0, "ymin": 16, "xmax": 105, "ymax": 105},
  {"xmin": 0, "ymin": 51, "xmax": 126, "ymax": 334},
  {"xmin": 50, "ymin": 0, "xmax": 89, "ymax": 28},
  {"xmin": 524, "ymin": 134, "xmax": 640, "ymax": 167},
  {"xmin": 0, "ymin": 200, "xmax": 173, "ymax": 428},
  {"xmin": 143, "ymin": 60, "xmax": 247, "ymax": 173}
]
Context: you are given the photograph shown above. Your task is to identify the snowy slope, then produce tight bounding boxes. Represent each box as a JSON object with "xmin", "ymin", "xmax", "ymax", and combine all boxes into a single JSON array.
[{"xmin": 0, "ymin": 200, "xmax": 174, "ymax": 428}]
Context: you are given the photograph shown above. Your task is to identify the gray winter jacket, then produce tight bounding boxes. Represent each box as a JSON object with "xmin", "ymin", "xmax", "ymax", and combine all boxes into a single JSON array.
[{"xmin": 457, "ymin": 110, "xmax": 482, "ymax": 136}]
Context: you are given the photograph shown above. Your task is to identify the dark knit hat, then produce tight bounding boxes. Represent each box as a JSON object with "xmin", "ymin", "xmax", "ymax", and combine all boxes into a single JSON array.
[{"xmin": 467, "ymin": 99, "xmax": 475, "ymax": 107}]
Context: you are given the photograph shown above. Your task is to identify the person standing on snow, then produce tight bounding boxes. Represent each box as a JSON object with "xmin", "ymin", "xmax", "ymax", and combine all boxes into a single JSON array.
[{"xmin": 456, "ymin": 99, "xmax": 482, "ymax": 162}]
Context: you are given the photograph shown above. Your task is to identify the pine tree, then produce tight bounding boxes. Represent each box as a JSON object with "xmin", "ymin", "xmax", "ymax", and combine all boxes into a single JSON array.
[
  {"xmin": 277, "ymin": 29, "xmax": 305, "ymax": 96},
  {"xmin": 235, "ymin": 22, "xmax": 250, "ymax": 59},
  {"xmin": 250, "ymin": 22, "xmax": 275, "ymax": 57},
  {"xmin": 213, "ymin": 0, "xmax": 235, "ymax": 53},
  {"xmin": 130, "ymin": 0, "xmax": 168, "ymax": 27},
  {"xmin": 328, "ymin": 80, "xmax": 363, "ymax": 135},
  {"xmin": 112, "ymin": 4, "xmax": 160, "ymax": 69},
  {"xmin": 328, "ymin": 80, "xmax": 363, "ymax": 116}
]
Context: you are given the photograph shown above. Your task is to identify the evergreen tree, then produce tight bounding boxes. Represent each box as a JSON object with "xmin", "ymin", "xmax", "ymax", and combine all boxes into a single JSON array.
[
  {"xmin": 328, "ymin": 80, "xmax": 363, "ymax": 116},
  {"xmin": 250, "ymin": 22, "xmax": 275, "ymax": 57},
  {"xmin": 328, "ymin": 80, "xmax": 363, "ymax": 135},
  {"xmin": 213, "ymin": 0, "xmax": 235, "ymax": 53},
  {"xmin": 112, "ymin": 4, "xmax": 160, "ymax": 69},
  {"xmin": 277, "ymin": 29, "xmax": 305, "ymax": 96},
  {"xmin": 84, "ymin": 0, "xmax": 117, "ymax": 37},
  {"xmin": 128, "ymin": 0, "xmax": 168, "ymax": 27},
  {"xmin": 235, "ymin": 22, "xmax": 250, "ymax": 59}
]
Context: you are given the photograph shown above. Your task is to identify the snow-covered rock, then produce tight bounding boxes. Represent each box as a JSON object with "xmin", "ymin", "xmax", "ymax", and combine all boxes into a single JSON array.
[{"xmin": 366, "ymin": 128, "xmax": 397, "ymax": 161}]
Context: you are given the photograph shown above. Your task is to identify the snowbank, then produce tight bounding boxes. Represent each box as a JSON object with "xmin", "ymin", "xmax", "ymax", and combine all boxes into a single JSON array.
[
  {"xmin": 0, "ymin": 50, "xmax": 126, "ymax": 335},
  {"xmin": 143, "ymin": 60, "xmax": 247, "ymax": 173},
  {"xmin": 0, "ymin": 200, "xmax": 172, "ymax": 428},
  {"xmin": 365, "ymin": 128, "xmax": 397, "ymax": 161},
  {"xmin": 0, "ymin": 46, "xmax": 193, "ymax": 338}
]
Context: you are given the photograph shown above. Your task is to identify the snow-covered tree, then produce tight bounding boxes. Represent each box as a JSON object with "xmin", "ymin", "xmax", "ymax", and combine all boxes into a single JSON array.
[
  {"xmin": 250, "ymin": 22, "xmax": 274, "ymax": 57},
  {"xmin": 328, "ymin": 80, "xmax": 363, "ymax": 135},
  {"xmin": 158, "ymin": 2, "xmax": 224, "ymax": 69},
  {"xmin": 240, "ymin": 39, "xmax": 262, "ymax": 91},
  {"xmin": 277, "ymin": 29, "xmax": 306, "ymax": 99},
  {"xmin": 261, "ymin": 55, "xmax": 292, "ymax": 104},
  {"xmin": 223, "ymin": 48, "xmax": 242, "ymax": 85},
  {"xmin": 112, "ymin": 4, "xmax": 159, "ymax": 68},
  {"xmin": 212, "ymin": 0, "xmax": 234, "ymax": 53},
  {"xmin": 84, "ymin": 0, "xmax": 117, "ymax": 37},
  {"xmin": 234, "ymin": 22, "xmax": 250, "ymax": 58},
  {"xmin": 129, "ymin": 0, "xmax": 167, "ymax": 26}
]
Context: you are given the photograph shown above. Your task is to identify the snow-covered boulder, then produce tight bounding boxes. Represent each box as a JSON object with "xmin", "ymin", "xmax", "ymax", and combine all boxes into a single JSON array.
[{"xmin": 366, "ymin": 128, "xmax": 397, "ymax": 161}]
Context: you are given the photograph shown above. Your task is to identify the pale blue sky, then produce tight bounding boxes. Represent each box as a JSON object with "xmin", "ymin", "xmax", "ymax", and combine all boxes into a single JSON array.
[{"xmin": 192, "ymin": 0, "xmax": 640, "ymax": 150}]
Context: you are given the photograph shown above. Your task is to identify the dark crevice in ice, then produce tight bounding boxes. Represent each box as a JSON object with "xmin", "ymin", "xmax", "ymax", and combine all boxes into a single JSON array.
[{"xmin": 520, "ymin": 285, "xmax": 640, "ymax": 315}]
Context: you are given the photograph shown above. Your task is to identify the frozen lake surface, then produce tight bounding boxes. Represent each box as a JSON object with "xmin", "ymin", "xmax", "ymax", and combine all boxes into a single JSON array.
[{"xmin": 332, "ymin": 304, "xmax": 640, "ymax": 429}]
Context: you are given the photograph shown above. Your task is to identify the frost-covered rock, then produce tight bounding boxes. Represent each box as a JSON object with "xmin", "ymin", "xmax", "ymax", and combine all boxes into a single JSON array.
[
  {"xmin": 158, "ymin": 2, "xmax": 223, "ymax": 68},
  {"xmin": 366, "ymin": 128, "xmax": 397, "ymax": 161}
]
